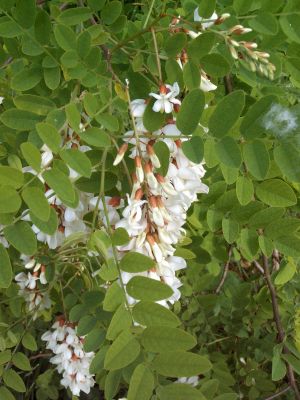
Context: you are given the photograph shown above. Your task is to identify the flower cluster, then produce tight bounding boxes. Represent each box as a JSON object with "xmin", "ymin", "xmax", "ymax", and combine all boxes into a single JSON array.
[
  {"xmin": 41, "ymin": 317, "xmax": 95, "ymax": 396},
  {"xmin": 114, "ymin": 83, "xmax": 208, "ymax": 307},
  {"xmin": 15, "ymin": 258, "xmax": 51, "ymax": 319}
]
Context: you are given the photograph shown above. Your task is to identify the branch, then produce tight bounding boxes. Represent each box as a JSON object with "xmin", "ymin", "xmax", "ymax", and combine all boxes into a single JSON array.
[
  {"xmin": 264, "ymin": 385, "xmax": 291, "ymax": 400},
  {"xmin": 258, "ymin": 255, "xmax": 300, "ymax": 399},
  {"xmin": 215, "ymin": 247, "xmax": 232, "ymax": 294},
  {"xmin": 224, "ymin": 74, "xmax": 234, "ymax": 94}
]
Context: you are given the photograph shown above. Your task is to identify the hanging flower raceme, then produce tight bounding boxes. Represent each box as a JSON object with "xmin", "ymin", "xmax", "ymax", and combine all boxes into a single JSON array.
[
  {"xmin": 15, "ymin": 258, "xmax": 51, "ymax": 319},
  {"xmin": 113, "ymin": 83, "xmax": 209, "ymax": 307},
  {"xmin": 41, "ymin": 317, "xmax": 95, "ymax": 396}
]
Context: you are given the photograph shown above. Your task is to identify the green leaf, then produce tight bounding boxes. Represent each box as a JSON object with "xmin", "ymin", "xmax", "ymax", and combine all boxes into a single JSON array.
[
  {"xmin": 256, "ymin": 179, "xmax": 297, "ymax": 207},
  {"xmin": 236, "ymin": 176, "xmax": 254, "ymax": 205},
  {"xmin": 0, "ymin": 109, "xmax": 42, "ymax": 130},
  {"xmin": 259, "ymin": 235, "xmax": 274, "ymax": 257},
  {"xmin": 0, "ymin": 187, "xmax": 22, "ymax": 214},
  {"xmin": 0, "ymin": 349, "xmax": 11, "ymax": 365},
  {"xmin": 77, "ymin": 315, "xmax": 97, "ymax": 336},
  {"xmin": 0, "ymin": 166, "xmax": 24, "ymax": 188},
  {"xmin": 44, "ymin": 66, "xmax": 61, "ymax": 90},
  {"xmin": 4, "ymin": 222, "xmax": 37, "ymax": 255},
  {"xmin": 65, "ymin": 102, "xmax": 81, "ymax": 132},
  {"xmin": 30, "ymin": 207, "xmax": 58, "ymax": 235},
  {"xmin": 127, "ymin": 276, "xmax": 173, "ymax": 301},
  {"xmin": 282, "ymin": 354, "xmax": 300, "ymax": 375},
  {"xmin": 0, "ymin": 243, "xmax": 12, "ymax": 289},
  {"xmin": 79, "ymin": 127, "xmax": 111, "ymax": 147},
  {"xmin": 58, "ymin": 7, "xmax": 92, "ymax": 25},
  {"xmin": 34, "ymin": 9, "xmax": 51, "ymax": 45},
  {"xmin": 182, "ymin": 136, "xmax": 204, "ymax": 164},
  {"xmin": 209, "ymin": 91, "xmax": 245, "ymax": 138},
  {"xmin": 152, "ymin": 351, "xmax": 212, "ymax": 377},
  {"xmin": 60, "ymin": 149, "xmax": 92, "ymax": 178},
  {"xmin": 214, "ymin": 395, "xmax": 238, "ymax": 400},
  {"xmin": 153, "ymin": 141, "xmax": 170, "ymax": 176},
  {"xmin": 274, "ymin": 236, "xmax": 300, "ymax": 258},
  {"xmin": 3, "ymin": 369, "xmax": 26, "ymax": 393},
  {"xmin": 101, "ymin": 0, "xmax": 122, "ymax": 25},
  {"xmin": 120, "ymin": 252, "xmax": 155, "ymax": 273},
  {"xmin": 11, "ymin": 67, "xmax": 42, "ymax": 91},
  {"xmin": 197, "ymin": 0, "xmax": 216, "ymax": 18},
  {"xmin": 60, "ymin": 51, "xmax": 79, "ymax": 68},
  {"xmin": 165, "ymin": 32, "xmax": 187, "ymax": 58},
  {"xmin": 12, "ymin": 352, "xmax": 32, "ymax": 371},
  {"xmin": 233, "ymin": 0, "xmax": 251, "ymax": 13},
  {"xmin": 143, "ymin": 100, "xmax": 166, "ymax": 132},
  {"xmin": 249, "ymin": 207, "xmax": 284, "ymax": 229},
  {"xmin": 22, "ymin": 187, "xmax": 50, "ymax": 221},
  {"xmin": 104, "ymin": 330, "xmax": 140, "ymax": 370},
  {"xmin": 90, "ymin": 345, "xmax": 109, "ymax": 374},
  {"xmin": 83, "ymin": 328, "xmax": 106, "ymax": 352},
  {"xmin": 54, "ymin": 24, "xmax": 76, "ymax": 51},
  {"xmin": 128, "ymin": 364, "xmax": 155, "ymax": 400},
  {"xmin": 188, "ymin": 32, "xmax": 215, "ymax": 62},
  {"xmin": 275, "ymin": 260, "xmax": 297, "ymax": 285},
  {"xmin": 272, "ymin": 348, "xmax": 286, "ymax": 381},
  {"xmin": 280, "ymin": 14, "xmax": 300, "ymax": 44},
  {"xmin": 0, "ymin": 387, "xmax": 15, "ymax": 400},
  {"xmin": 20, "ymin": 142, "xmax": 41, "ymax": 172},
  {"xmin": 132, "ymin": 301, "xmax": 180, "ymax": 327},
  {"xmin": 105, "ymin": 370, "xmax": 122, "ymax": 400},
  {"xmin": 239, "ymin": 228, "xmax": 258, "ymax": 261},
  {"xmin": 36, "ymin": 122, "xmax": 61, "ymax": 154},
  {"xmin": 112, "ymin": 227, "xmax": 130, "ymax": 246},
  {"xmin": 200, "ymin": 54, "xmax": 230, "ymax": 77},
  {"xmin": 15, "ymin": 0, "xmax": 35, "ymax": 28},
  {"xmin": 107, "ymin": 304, "xmax": 132, "ymax": 341},
  {"xmin": 103, "ymin": 281, "xmax": 125, "ymax": 312},
  {"xmin": 0, "ymin": 16, "xmax": 22, "ymax": 37},
  {"xmin": 215, "ymin": 137, "xmax": 242, "ymax": 168},
  {"xmin": 176, "ymin": 89, "xmax": 205, "ymax": 134},
  {"xmin": 14, "ymin": 95, "xmax": 55, "ymax": 116},
  {"xmin": 243, "ymin": 140, "xmax": 269, "ymax": 180},
  {"xmin": 77, "ymin": 30, "xmax": 91, "ymax": 59},
  {"xmin": 240, "ymin": 95, "xmax": 276, "ymax": 139},
  {"xmin": 43, "ymin": 168, "xmax": 77, "ymax": 207},
  {"xmin": 249, "ymin": 12, "xmax": 278, "ymax": 35},
  {"xmin": 159, "ymin": 384, "xmax": 205, "ymax": 400},
  {"xmin": 22, "ymin": 332, "xmax": 37, "ymax": 351},
  {"xmin": 183, "ymin": 61, "xmax": 201, "ymax": 90},
  {"xmin": 222, "ymin": 218, "xmax": 240, "ymax": 244},
  {"xmin": 274, "ymin": 143, "xmax": 300, "ymax": 183},
  {"xmin": 141, "ymin": 326, "xmax": 196, "ymax": 352}
]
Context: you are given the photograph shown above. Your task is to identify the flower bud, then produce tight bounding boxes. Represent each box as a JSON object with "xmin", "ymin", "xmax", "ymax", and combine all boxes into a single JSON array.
[{"xmin": 113, "ymin": 143, "xmax": 128, "ymax": 166}]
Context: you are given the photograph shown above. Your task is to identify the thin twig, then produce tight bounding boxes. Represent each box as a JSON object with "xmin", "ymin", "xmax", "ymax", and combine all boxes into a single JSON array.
[
  {"xmin": 224, "ymin": 74, "xmax": 234, "ymax": 94},
  {"xmin": 259, "ymin": 255, "xmax": 300, "ymax": 399},
  {"xmin": 263, "ymin": 385, "xmax": 291, "ymax": 400},
  {"xmin": 253, "ymin": 260, "xmax": 264, "ymax": 274},
  {"xmin": 215, "ymin": 247, "xmax": 233, "ymax": 294},
  {"xmin": 151, "ymin": 27, "xmax": 162, "ymax": 83}
]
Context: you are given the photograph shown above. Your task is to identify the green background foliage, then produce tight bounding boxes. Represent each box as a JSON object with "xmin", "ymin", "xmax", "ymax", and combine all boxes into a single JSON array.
[{"xmin": 0, "ymin": 0, "xmax": 300, "ymax": 399}]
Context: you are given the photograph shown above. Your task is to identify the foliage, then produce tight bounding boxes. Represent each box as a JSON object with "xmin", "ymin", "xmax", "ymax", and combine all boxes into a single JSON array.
[{"xmin": 0, "ymin": 0, "xmax": 300, "ymax": 399}]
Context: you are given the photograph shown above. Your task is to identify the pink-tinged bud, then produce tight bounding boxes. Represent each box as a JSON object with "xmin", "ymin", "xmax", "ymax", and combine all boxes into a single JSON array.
[
  {"xmin": 113, "ymin": 143, "xmax": 128, "ymax": 166},
  {"xmin": 229, "ymin": 46, "xmax": 239, "ymax": 60},
  {"xmin": 215, "ymin": 13, "xmax": 231, "ymax": 25},
  {"xmin": 145, "ymin": 161, "xmax": 158, "ymax": 189},
  {"xmin": 146, "ymin": 144, "xmax": 161, "ymax": 168},
  {"xmin": 132, "ymin": 172, "xmax": 138, "ymax": 183},
  {"xmin": 108, "ymin": 196, "xmax": 121, "ymax": 207},
  {"xmin": 257, "ymin": 51, "xmax": 270, "ymax": 58},
  {"xmin": 230, "ymin": 25, "xmax": 252, "ymax": 35},
  {"xmin": 135, "ymin": 156, "xmax": 144, "ymax": 183},
  {"xmin": 146, "ymin": 234, "xmax": 163, "ymax": 262},
  {"xmin": 175, "ymin": 139, "xmax": 182, "ymax": 148},
  {"xmin": 41, "ymin": 264, "xmax": 46, "ymax": 273},
  {"xmin": 149, "ymin": 196, "xmax": 158, "ymax": 208},
  {"xmin": 241, "ymin": 41, "xmax": 258, "ymax": 49},
  {"xmin": 134, "ymin": 188, "xmax": 144, "ymax": 200},
  {"xmin": 229, "ymin": 39, "xmax": 240, "ymax": 47}
]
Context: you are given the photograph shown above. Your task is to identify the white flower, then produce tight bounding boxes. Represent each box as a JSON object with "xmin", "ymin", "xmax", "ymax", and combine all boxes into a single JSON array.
[
  {"xmin": 177, "ymin": 376, "xmax": 199, "ymax": 387},
  {"xmin": 194, "ymin": 8, "xmax": 218, "ymax": 29},
  {"xmin": 42, "ymin": 320, "xmax": 95, "ymax": 396},
  {"xmin": 0, "ymin": 96, "xmax": 4, "ymax": 104},
  {"xmin": 200, "ymin": 71, "xmax": 217, "ymax": 92},
  {"xmin": 150, "ymin": 83, "xmax": 181, "ymax": 113},
  {"xmin": 131, "ymin": 99, "xmax": 147, "ymax": 117}
]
